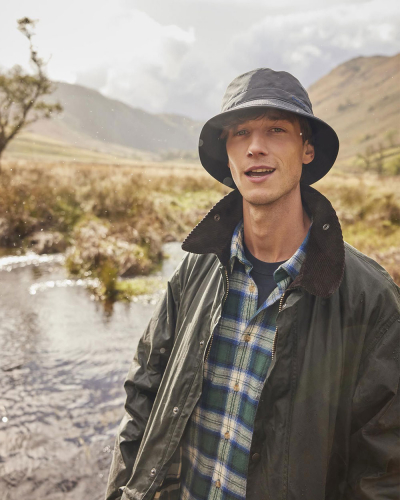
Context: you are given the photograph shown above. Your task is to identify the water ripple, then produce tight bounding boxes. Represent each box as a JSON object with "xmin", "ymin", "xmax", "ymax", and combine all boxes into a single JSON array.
[
  {"xmin": 0, "ymin": 252, "xmax": 65, "ymax": 272},
  {"xmin": 29, "ymin": 278, "xmax": 101, "ymax": 295}
]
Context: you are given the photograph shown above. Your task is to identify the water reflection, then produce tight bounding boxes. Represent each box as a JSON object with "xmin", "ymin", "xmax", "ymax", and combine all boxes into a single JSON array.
[{"xmin": 0, "ymin": 242, "xmax": 186, "ymax": 499}]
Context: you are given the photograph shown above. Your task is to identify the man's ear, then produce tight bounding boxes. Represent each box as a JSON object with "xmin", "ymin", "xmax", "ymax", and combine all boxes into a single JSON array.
[{"xmin": 303, "ymin": 141, "xmax": 315, "ymax": 164}]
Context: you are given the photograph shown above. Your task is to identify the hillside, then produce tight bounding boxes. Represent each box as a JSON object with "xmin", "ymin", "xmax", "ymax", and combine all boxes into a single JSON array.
[
  {"xmin": 309, "ymin": 53, "xmax": 400, "ymax": 162},
  {"xmin": 4, "ymin": 53, "xmax": 399, "ymax": 166},
  {"xmin": 5, "ymin": 82, "xmax": 202, "ymax": 163}
]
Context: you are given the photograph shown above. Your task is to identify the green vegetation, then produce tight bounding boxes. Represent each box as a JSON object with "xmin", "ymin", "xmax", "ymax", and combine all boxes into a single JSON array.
[
  {"xmin": 0, "ymin": 160, "xmax": 227, "ymax": 298},
  {"xmin": 354, "ymin": 129, "xmax": 400, "ymax": 176},
  {"xmin": 0, "ymin": 160, "xmax": 398, "ymax": 301}
]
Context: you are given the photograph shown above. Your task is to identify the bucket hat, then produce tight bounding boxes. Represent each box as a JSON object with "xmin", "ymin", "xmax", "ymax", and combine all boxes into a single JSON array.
[{"xmin": 199, "ymin": 68, "xmax": 339, "ymax": 186}]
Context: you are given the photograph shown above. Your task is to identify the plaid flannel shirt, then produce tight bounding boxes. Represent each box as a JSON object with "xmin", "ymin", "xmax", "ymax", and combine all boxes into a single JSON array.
[{"xmin": 181, "ymin": 219, "xmax": 310, "ymax": 500}]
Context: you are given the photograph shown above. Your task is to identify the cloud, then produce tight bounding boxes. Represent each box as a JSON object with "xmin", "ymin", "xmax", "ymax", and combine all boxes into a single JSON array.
[
  {"xmin": 88, "ymin": 9, "xmax": 196, "ymax": 115},
  {"xmin": 1, "ymin": 0, "xmax": 398, "ymax": 121},
  {"xmin": 226, "ymin": 0, "xmax": 400, "ymax": 89},
  {"xmin": 0, "ymin": 1, "xmax": 196, "ymax": 114}
]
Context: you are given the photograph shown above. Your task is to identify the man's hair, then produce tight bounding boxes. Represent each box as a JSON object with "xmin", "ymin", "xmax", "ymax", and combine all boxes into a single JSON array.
[{"xmin": 219, "ymin": 108, "xmax": 313, "ymax": 145}]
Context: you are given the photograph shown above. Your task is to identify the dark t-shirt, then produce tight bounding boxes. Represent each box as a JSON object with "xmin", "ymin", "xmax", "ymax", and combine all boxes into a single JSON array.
[{"xmin": 243, "ymin": 241, "xmax": 286, "ymax": 309}]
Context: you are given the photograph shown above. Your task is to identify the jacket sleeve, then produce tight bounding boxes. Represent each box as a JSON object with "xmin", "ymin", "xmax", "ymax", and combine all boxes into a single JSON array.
[
  {"xmin": 344, "ymin": 310, "xmax": 400, "ymax": 499},
  {"xmin": 105, "ymin": 262, "xmax": 182, "ymax": 500}
]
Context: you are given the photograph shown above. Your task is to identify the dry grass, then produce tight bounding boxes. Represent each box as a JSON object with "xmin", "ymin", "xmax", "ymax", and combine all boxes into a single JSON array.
[
  {"xmin": 0, "ymin": 159, "xmax": 228, "ymax": 297},
  {"xmin": 0, "ymin": 159, "xmax": 398, "ymax": 294},
  {"xmin": 316, "ymin": 172, "xmax": 400, "ymax": 283}
]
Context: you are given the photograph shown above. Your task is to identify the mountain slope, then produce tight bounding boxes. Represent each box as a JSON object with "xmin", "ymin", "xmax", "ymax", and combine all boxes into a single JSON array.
[
  {"xmin": 5, "ymin": 53, "xmax": 399, "ymax": 165},
  {"xmin": 309, "ymin": 53, "xmax": 400, "ymax": 161},
  {"xmin": 25, "ymin": 82, "xmax": 202, "ymax": 158}
]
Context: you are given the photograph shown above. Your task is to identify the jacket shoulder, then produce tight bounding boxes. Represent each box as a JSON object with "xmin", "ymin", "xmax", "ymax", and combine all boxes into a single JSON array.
[
  {"xmin": 175, "ymin": 250, "xmax": 221, "ymax": 287},
  {"xmin": 343, "ymin": 241, "xmax": 400, "ymax": 304}
]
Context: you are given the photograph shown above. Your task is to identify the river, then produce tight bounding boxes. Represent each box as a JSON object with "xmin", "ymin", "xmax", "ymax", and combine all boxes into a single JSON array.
[{"xmin": 0, "ymin": 243, "xmax": 186, "ymax": 500}]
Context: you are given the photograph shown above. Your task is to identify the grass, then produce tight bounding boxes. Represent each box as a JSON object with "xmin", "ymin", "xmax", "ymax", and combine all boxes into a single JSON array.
[
  {"xmin": 0, "ymin": 159, "xmax": 398, "ymax": 299},
  {"xmin": 0, "ymin": 159, "xmax": 227, "ymax": 298},
  {"xmin": 315, "ymin": 172, "xmax": 400, "ymax": 282}
]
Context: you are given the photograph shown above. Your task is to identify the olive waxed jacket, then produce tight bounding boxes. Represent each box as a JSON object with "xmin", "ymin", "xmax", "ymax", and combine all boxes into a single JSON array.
[{"xmin": 105, "ymin": 185, "xmax": 400, "ymax": 500}]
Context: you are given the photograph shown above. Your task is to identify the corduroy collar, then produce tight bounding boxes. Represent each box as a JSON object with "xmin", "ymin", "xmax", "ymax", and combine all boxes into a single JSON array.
[{"xmin": 181, "ymin": 185, "xmax": 345, "ymax": 298}]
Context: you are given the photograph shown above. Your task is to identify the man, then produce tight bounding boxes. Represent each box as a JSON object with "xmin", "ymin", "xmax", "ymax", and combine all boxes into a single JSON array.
[{"xmin": 106, "ymin": 69, "xmax": 400, "ymax": 500}]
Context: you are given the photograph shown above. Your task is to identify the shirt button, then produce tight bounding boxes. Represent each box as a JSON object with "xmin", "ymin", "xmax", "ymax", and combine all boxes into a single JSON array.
[
  {"xmin": 243, "ymin": 334, "xmax": 251, "ymax": 343},
  {"xmin": 251, "ymin": 453, "xmax": 261, "ymax": 463},
  {"xmin": 216, "ymin": 479, "xmax": 221, "ymax": 488},
  {"xmin": 172, "ymin": 407, "xmax": 179, "ymax": 415},
  {"xmin": 224, "ymin": 431, "xmax": 230, "ymax": 439},
  {"xmin": 150, "ymin": 468, "xmax": 157, "ymax": 476},
  {"xmin": 160, "ymin": 347, "xmax": 166, "ymax": 354},
  {"xmin": 234, "ymin": 383, "xmax": 239, "ymax": 392},
  {"xmin": 249, "ymin": 284, "xmax": 255, "ymax": 293}
]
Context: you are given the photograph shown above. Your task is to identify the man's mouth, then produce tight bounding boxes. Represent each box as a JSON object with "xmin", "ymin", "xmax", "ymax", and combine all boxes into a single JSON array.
[{"xmin": 245, "ymin": 167, "xmax": 276, "ymax": 178}]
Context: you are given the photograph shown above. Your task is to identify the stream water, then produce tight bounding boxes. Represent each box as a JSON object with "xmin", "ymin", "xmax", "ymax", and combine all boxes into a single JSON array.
[{"xmin": 0, "ymin": 243, "xmax": 186, "ymax": 500}]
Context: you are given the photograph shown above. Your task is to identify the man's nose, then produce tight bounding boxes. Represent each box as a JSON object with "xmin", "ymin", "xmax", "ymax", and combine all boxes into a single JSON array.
[{"xmin": 247, "ymin": 132, "xmax": 268, "ymax": 157}]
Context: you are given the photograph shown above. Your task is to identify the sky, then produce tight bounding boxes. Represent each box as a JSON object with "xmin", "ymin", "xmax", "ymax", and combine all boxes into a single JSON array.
[{"xmin": 1, "ymin": 0, "xmax": 399, "ymax": 120}]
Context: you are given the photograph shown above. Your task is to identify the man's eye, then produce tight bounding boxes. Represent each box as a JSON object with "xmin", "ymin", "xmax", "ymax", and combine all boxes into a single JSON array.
[
  {"xmin": 272, "ymin": 127, "xmax": 284, "ymax": 133},
  {"xmin": 235, "ymin": 129, "xmax": 247, "ymax": 136}
]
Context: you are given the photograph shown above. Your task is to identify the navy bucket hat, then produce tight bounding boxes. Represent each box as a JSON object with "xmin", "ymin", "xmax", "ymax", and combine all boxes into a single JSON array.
[{"xmin": 198, "ymin": 68, "xmax": 339, "ymax": 187}]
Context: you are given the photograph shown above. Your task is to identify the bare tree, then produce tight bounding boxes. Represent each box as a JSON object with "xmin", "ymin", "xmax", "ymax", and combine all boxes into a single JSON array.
[{"xmin": 0, "ymin": 17, "xmax": 62, "ymax": 171}]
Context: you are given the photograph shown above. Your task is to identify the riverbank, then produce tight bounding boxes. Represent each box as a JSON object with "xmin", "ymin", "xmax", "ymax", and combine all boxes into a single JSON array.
[
  {"xmin": 0, "ymin": 160, "xmax": 399, "ymax": 291},
  {"xmin": 0, "ymin": 160, "xmax": 228, "ymax": 299},
  {"xmin": 0, "ymin": 241, "xmax": 186, "ymax": 499}
]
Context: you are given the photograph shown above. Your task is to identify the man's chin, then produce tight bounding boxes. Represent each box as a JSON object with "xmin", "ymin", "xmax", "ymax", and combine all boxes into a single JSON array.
[{"xmin": 240, "ymin": 184, "xmax": 300, "ymax": 208}]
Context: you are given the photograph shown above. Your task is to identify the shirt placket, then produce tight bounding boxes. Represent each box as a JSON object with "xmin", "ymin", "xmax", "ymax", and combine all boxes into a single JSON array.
[{"xmin": 211, "ymin": 271, "xmax": 258, "ymax": 497}]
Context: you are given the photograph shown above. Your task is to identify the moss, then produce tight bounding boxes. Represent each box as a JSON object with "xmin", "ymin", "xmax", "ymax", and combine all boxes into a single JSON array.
[{"xmin": 115, "ymin": 276, "xmax": 167, "ymax": 300}]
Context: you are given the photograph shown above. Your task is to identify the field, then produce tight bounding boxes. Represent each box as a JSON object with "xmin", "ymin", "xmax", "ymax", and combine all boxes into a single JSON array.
[{"xmin": 0, "ymin": 159, "xmax": 399, "ymax": 294}]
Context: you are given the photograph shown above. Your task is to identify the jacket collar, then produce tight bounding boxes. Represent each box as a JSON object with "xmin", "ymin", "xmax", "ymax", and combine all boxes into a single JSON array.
[{"xmin": 181, "ymin": 184, "xmax": 345, "ymax": 298}]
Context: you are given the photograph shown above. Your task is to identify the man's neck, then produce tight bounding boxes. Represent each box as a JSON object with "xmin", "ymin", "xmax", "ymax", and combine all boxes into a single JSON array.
[{"xmin": 242, "ymin": 186, "xmax": 311, "ymax": 263}]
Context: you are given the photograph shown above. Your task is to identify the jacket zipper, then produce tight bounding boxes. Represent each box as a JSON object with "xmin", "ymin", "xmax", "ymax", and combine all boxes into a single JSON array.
[
  {"xmin": 272, "ymin": 293, "xmax": 286, "ymax": 360},
  {"xmin": 205, "ymin": 266, "xmax": 230, "ymax": 362}
]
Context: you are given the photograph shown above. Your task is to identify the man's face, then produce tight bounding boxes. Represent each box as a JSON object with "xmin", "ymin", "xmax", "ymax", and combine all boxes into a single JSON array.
[{"xmin": 225, "ymin": 115, "xmax": 315, "ymax": 206}]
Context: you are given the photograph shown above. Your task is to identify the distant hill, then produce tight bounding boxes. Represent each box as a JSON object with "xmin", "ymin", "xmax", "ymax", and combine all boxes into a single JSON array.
[
  {"xmin": 5, "ymin": 82, "xmax": 202, "ymax": 163},
  {"xmin": 309, "ymin": 53, "xmax": 400, "ymax": 162},
  {"xmin": 4, "ymin": 53, "xmax": 399, "ymax": 166}
]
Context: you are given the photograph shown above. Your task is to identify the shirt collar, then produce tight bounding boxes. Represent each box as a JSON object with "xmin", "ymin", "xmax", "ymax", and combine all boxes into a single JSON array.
[{"xmin": 229, "ymin": 219, "xmax": 311, "ymax": 283}]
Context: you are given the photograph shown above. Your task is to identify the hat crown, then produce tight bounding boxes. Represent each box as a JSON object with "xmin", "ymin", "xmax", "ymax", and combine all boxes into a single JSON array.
[{"xmin": 221, "ymin": 68, "xmax": 313, "ymax": 115}]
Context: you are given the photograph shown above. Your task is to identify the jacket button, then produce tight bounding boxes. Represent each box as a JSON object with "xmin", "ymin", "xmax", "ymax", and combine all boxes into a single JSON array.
[
  {"xmin": 214, "ymin": 214, "xmax": 220, "ymax": 221},
  {"xmin": 251, "ymin": 453, "xmax": 260, "ymax": 463},
  {"xmin": 172, "ymin": 407, "xmax": 179, "ymax": 415},
  {"xmin": 323, "ymin": 223, "xmax": 330, "ymax": 230},
  {"xmin": 150, "ymin": 468, "xmax": 156, "ymax": 476}
]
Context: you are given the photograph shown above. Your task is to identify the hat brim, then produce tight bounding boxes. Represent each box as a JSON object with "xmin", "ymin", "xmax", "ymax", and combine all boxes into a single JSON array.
[{"xmin": 198, "ymin": 99, "xmax": 339, "ymax": 187}]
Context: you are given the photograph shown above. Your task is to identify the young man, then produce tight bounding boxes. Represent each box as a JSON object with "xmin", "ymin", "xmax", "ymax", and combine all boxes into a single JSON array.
[{"xmin": 106, "ymin": 69, "xmax": 400, "ymax": 500}]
